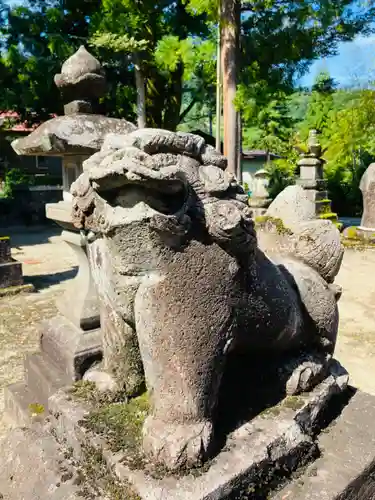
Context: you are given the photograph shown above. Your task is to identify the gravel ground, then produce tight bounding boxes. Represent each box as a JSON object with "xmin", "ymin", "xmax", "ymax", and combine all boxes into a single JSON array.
[
  {"xmin": 0, "ymin": 226, "xmax": 77, "ymax": 438},
  {"xmin": 0, "ymin": 226, "xmax": 374, "ymax": 437}
]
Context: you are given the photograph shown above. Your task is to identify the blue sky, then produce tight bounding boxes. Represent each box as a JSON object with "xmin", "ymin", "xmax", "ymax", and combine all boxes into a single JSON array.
[{"xmin": 300, "ymin": 33, "xmax": 375, "ymax": 88}]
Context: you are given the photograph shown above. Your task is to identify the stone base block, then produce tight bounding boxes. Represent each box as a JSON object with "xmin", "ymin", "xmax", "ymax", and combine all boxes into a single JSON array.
[
  {"xmin": 0, "ymin": 259, "xmax": 24, "ymax": 288},
  {"xmin": 356, "ymin": 226, "xmax": 375, "ymax": 241},
  {"xmin": 40, "ymin": 314, "xmax": 102, "ymax": 380},
  {"xmin": 4, "ymin": 382, "xmax": 46, "ymax": 428},
  {"xmin": 272, "ymin": 390, "xmax": 375, "ymax": 499},
  {"xmin": 25, "ymin": 352, "xmax": 72, "ymax": 409},
  {"xmin": 0, "ymin": 426, "xmax": 81, "ymax": 500},
  {"xmin": 0, "ymin": 235, "xmax": 11, "ymax": 262},
  {"xmin": 47, "ymin": 361, "xmax": 350, "ymax": 500}
]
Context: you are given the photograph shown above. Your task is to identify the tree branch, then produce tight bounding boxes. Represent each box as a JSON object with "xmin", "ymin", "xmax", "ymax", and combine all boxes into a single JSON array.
[{"xmin": 179, "ymin": 96, "xmax": 199, "ymax": 123}]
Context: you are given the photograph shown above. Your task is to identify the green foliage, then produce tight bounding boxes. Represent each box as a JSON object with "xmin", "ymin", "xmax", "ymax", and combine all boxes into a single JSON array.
[
  {"xmin": 247, "ymin": 66, "xmax": 375, "ymax": 216},
  {"xmin": 0, "ymin": 0, "xmax": 373, "ymax": 131},
  {"xmin": 90, "ymin": 32, "xmax": 149, "ymax": 53},
  {"xmin": 2, "ymin": 168, "xmax": 33, "ymax": 198}
]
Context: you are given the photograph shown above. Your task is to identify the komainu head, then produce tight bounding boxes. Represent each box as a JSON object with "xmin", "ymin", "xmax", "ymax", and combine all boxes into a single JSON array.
[{"xmin": 71, "ymin": 128, "xmax": 256, "ymax": 257}]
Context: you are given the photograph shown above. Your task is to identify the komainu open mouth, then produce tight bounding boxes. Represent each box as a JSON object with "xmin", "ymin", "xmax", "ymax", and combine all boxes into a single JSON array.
[{"xmin": 100, "ymin": 176, "xmax": 188, "ymax": 216}]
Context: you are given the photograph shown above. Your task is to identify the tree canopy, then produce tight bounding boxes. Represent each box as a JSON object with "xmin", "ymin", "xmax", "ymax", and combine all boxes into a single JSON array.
[{"xmin": 0, "ymin": 0, "xmax": 374, "ymax": 129}]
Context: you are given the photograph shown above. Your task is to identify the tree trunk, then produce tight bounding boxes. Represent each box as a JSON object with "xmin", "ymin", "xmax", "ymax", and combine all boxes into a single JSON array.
[
  {"xmin": 133, "ymin": 52, "xmax": 146, "ymax": 128},
  {"xmin": 216, "ymin": 11, "xmax": 222, "ymax": 153},
  {"xmin": 163, "ymin": 63, "xmax": 183, "ymax": 131},
  {"xmin": 221, "ymin": 0, "xmax": 240, "ymax": 175},
  {"xmin": 133, "ymin": 53, "xmax": 146, "ymax": 128},
  {"xmin": 146, "ymin": 68, "xmax": 165, "ymax": 128}
]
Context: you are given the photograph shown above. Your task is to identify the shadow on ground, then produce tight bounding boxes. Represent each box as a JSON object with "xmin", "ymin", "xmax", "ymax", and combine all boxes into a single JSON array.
[
  {"xmin": 24, "ymin": 267, "xmax": 78, "ymax": 291},
  {"xmin": 0, "ymin": 224, "xmax": 61, "ymax": 247}
]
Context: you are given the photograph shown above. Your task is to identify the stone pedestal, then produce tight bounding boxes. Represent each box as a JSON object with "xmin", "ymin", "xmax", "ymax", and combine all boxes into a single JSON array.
[
  {"xmin": 0, "ymin": 236, "xmax": 34, "ymax": 296},
  {"xmin": 57, "ymin": 230, "xmax": 100, "ymax": 331},
  {"xmin": 41, "ymin": 201, "xmax": 102, "ymax": 380}
]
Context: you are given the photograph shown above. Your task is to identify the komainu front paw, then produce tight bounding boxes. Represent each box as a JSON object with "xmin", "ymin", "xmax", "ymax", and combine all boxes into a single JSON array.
[
  {"xmin": 284, "ymin": 354, "xmax": 329, "ymax": 395},
  {"xmin": 142, "ymin": 416, "xmax": 213, "ymax": 470}
]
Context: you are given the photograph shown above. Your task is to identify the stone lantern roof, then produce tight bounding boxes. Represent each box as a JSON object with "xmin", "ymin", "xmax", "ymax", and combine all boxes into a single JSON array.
[{"xmin": 11, "ymin": 46, "xmax": 136, "ymax": 157}]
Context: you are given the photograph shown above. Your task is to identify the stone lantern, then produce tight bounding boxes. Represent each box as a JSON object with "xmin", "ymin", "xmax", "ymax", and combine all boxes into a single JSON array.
[
  {"xmin": 248, "ymin": 168, "xmax": 271, "ymax": 217},
  {"xmin": 296, "ymin": 130, "xmax": 337, "ymax": 222},
  {"xmin": 7, "ymin": 47, "xmax": 136, "ymax": 413}
]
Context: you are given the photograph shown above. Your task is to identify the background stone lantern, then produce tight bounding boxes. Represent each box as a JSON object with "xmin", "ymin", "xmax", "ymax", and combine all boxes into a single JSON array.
[
  {"xmin": 296, "ymin": 129, "xmax": 338, "ymax": 223},
  {"xmin": 7, "ymin": 47, "xmax": 136, "ymax": 414}
]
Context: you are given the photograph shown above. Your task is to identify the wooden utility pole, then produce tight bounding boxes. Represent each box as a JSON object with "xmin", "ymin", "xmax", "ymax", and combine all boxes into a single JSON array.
[
  {"xmin": 215, "ymin": 8, "xmax": 222, "ymax": 153},
  {"xmin": 221, "ymin": 0, "xmax": 240, "ymax": 175}
]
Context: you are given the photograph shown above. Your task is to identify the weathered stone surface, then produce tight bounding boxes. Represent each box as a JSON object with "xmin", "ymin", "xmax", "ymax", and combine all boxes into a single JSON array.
[
  {"xmin": 11, "ymin": 114, "xmax": 136, "ymax": 156},
  {"xmin": 273, "ymin": 390, "xmax": 375, "ymax": 500},
  {"xmin": 40, "ymin": 315, "xmax": 102, "ymax": 380},
  {"xmin": 70, "ymin": 128, "xmax": 344, "ymax": 471},
  {"xmin": 54, "ymin": 45, "xmax": 106, "ymax": 101},
  {"xmin": 360, "ymin": 162, "xmax": 375, "ymax": 229},
  {"xmin": 0, "ymin": 236, "xmax": 30, "ymax": 291},
  {"xmin": 291, "ymin": 220, "xmax": 344, "ymax": 284},
  {"xmin": 0, "ymin": 426, "xmax": 80, "ymax": 499},
  {"xmin": 0, "ymin": 236, "xmax": 11, "ymax": 263},
  {"xmin": 0, "ymin": 260, "xmax": 23, "ymax": 288},
  {"xmin": 46, "ymin": 362, "xmax": 348, "ymax": 500},
  {"xmin": 266, "ymin": 185, "xmax": 315, "ymax": 228},
  {"xmin": 56, "ymin": 230, "xmax": 100, "ymax": 331}
]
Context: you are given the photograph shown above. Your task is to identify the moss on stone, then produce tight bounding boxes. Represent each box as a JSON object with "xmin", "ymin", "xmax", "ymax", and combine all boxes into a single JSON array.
[
  {"xmin": 69, "ymin": 380, "xmax": 127, "ymax": 406},
  {"xmin": 282, "ymin": 395, "xmax": 305, "ymax": 411},
  {"xmin": 260, "ymin": 405, "xmax": 282, "ymax": 418},
  {"xmin": 82, "ymin": 392, "xmax": 149, "ymax": 458},
  {"xmin": 260, "ymin": 395, "xmax": 305, "ymax": 418},
  {"xmin": 79, "ymin": 443, "xmax": 141, "ymax": 499},
  {"xmin": 318, "ymin": 212, "xmax": 338, "ymax": 222},
  {"xmin": 28, "ymin": 402, "xmax": 45, "ymax": 415},
  {"xmin": 255, "ymin": 215, "xmax": 293, "ymax": 236},
  {"xmin": 344, "ymin": 226, "xmax": 359, "ymax": 239},
  {"xmin": 316, "ymin": 200, "xmax": 333, "ymax": 215}
]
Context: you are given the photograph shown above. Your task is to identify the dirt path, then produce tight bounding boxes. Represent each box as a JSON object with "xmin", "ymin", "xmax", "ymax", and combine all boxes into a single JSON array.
[
  {"xmin": 0, "ymin": 226, "xmax": 77, "ymax": 438},
  {"xmin": 335, "ymin": 248, "xmax": 375, "ymax": 395},
  {"xmin": 0, "ymin": 227, "xmax": 375, "ymax": 437}
]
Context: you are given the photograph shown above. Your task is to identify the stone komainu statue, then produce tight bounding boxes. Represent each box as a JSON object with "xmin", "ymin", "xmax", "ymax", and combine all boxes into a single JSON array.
[{"xmin": 71, "ymin": 129, "xmax": 344, "ymax": 470}]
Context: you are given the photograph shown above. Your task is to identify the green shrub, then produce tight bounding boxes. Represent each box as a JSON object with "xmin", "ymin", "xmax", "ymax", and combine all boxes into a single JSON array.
[{"xmin": 2, "ymin": 168, "xmax": 34, "ymax": 198}]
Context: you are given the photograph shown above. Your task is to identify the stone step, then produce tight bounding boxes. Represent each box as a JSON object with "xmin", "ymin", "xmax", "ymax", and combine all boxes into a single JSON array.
[
  {"xmin": 24, "ymin": 352, "xmax": 71, "ymax": 410},
  {"xmin": 40, "ymin": 315, "xmax": 102, "ymax": 380},
  {"xmin": 272, "ymin": 390, "xmax": 375, "ymax": 500},
  {"xmin": 4, "ymin": 382, "xmax": 46, "ymax": 428},
  {"xmin": 0, "ymin": 425, "xmax": 82, "ymax": 499}
]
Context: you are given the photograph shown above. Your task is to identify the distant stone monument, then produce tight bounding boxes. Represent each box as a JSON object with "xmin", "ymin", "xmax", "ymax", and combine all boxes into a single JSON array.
[
  {"xmin": 296, "ymin": 129, "xmax": 338, "ymax": 223},
  {"xmin": 0, "ymin": 236, "xmax": 34, "ymax": 295},
  {"xmin": 6, "ymin": 47, "xmax": 136, "ymax": 416},
  {"xmin": 358, "ymin": 162, "xmax": 375, "ymax": 240},
  {"xmin": 248, "ymin": 168, "xmax": 271, "ymax": 216}
]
